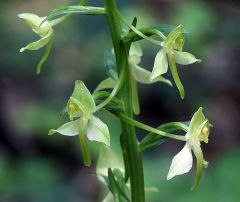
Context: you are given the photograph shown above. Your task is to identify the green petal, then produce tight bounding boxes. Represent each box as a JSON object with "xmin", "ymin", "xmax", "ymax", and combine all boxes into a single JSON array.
[
  {"xmin": 67, "ymin": 80, "xmax": 96, "ymax": 119},
  {"xmin": 165, "ymin": 25, "xmax": 184, "ymax": 50},
  {"xmin": 18, "ymin": 13, "xmax": 51, "ymax": 36},
  {"xmin": 87, "ymin": 115, "xmax": 110, "ymax": 146},
  {"xmin": 174, "ymin": 51, "xmax": 201, "ymax": 65},
  {"xmin": 18, "ymin": 13, "xmax": 42, "ymax": 27},
  {"xmin": 48, "ymin": 119, "xmax": 79, "ymax": 136},
  {"xmin": 195, "ymin": 120, "xmax": 210, "ymax": 144},
  {"xmin": 191, "ymin": 144, "xmax": 204, "ymax": 190},
  {"xmin": 131, "ymin": 63, "xmax": 172, "ymax": 86},
  {"xmin": 131, "ymin": 63, "xmax": 152, "ymax": 84},
  {"xmin": 188, "ymin": 107, "xmax": 206, "ymax": 137},
  {"xmin": 129, "ymin": 42, "xmax": 143, "ymax": 57},
  {"xmin": 129, "ymin": 55, "xmax": 141, "ymax": 65},
  {"xmin": 94, "ymin": 78, "xmax": 117, "ymax": 93},
  {"xmin": 151, "ymin": 49, "xmax": 168, "ymax": 80},
  {"xmin": 168, "ymin": 53, "xmax": 185, "ymax": 99},
  {"xmin": 67, "ymin": 97, "xmax": 84, "ymax": 120},
  {"xmin": 20, "ymin": 29, "xmax": 52, "ymax": 52}
]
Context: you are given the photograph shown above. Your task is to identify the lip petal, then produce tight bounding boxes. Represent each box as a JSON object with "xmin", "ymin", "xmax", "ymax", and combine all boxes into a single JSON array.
[{"xmin": 167, "ymin": 143, "xmax": 193, "ymax": 180}]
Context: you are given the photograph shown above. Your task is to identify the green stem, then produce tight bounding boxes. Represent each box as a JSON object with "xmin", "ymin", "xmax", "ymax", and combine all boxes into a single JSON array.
[
  {"xmin": 104, "ymin": 0, "xmax": 145, "ymax": 201},
  {"xmin": 116, "ymin": 11, "xmax": 163, "ymax": 46},
  {"xmin": 117, "ymin": 113, "xmax": 186, "ymax": 141},
  {"xmin": 96, "ymin": 69, "xmax": 126, "ymax": 111}
]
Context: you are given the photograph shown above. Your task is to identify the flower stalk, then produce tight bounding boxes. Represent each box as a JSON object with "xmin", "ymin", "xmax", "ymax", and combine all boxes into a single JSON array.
[{"xmin": 104, "ymin": 0, "xmax": 145, "ymax": 201}]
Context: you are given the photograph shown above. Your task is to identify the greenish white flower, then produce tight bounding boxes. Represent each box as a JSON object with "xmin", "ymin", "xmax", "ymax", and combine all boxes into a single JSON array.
[
  {"xmin": 49, "ymin": 81, "xmax": 110, "ymax": 166},
  {"xmin": 97, "ymin": 146, "xmax": 125, "ymax": 202},
  {"xmin": 151, "ymin": 25, "xmax": 201, "ymax": 98},
  {"xmin": 167, "ymin": 107, "xmax": 210, "ymax": 189},
  {"xmin": 19, "ymin": 13, "xmax": 58, "ymax": 51},
  {"xmin": 128, "ymin": 42, "xmax": 172, "ymax": 86},
  {"xmin": 18, "ymin": 13, "xmax": 65, "ymax": 73},
  {"xmin": 96, "ymin": 147, "xmax": 159, "ymax": 202}
]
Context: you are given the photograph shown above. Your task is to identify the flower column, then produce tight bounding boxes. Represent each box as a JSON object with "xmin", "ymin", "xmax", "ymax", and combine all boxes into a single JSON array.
[{"xmin": 104, "ymin": 0, "xmax": 145, "ymax": 201}]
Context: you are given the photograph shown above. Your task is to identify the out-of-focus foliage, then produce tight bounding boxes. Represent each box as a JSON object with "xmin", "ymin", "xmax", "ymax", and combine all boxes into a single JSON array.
[{"xmin": 0, "ymin": 0, "xmax": 240, "ymax": 201}]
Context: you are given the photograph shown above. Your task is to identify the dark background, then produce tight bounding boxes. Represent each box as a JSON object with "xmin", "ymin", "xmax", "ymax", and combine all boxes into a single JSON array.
[{"xmin": 0, "ymin": 0, "xmax": 240, "ymax": 201}]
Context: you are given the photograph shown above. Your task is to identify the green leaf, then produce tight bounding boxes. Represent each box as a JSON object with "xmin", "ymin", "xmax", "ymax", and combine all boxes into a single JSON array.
[
  {"xmin": 46, "ymin": 5, "xmax": 106, "ymax": 21},
  {"xmin": 36, "ymin": 40, "xmax": 52, "ymax": 74},
  {"xmin": 67, "ymin": 80, "xmax": 95, "ymax": 119},
  {"xmin": 130, "ymin": 17, "xmax": 138, "ymax": 29},
  {"xmin": 122, "ymin": 24, "xmax": 187, "ymax": 43},
  {"xmin": 168, "ymin": 53, "xmax": 185, "ymax": 99},
  {"xmin": 48, "ymin": 119, "xmax": 79, "ymax": 136},
  {"xmin": 112, "ymin": 169, "xmax": 131, "ymax": 201},
  {"xmin": 120, "ymin": 135, "xmax": 130, "ymax": 182},
  {"xmin": 108, "ymin": 168, "xmax": 120, "ymax": 202},
  {"xmin": 93, "ymin": 90, "xmax": 110, "ymax": 101},
  {"xmin": 174, "ymin": 51, "xmax": 201, "ymax": 65},
  {"xmin": 104, "ymin": 52, "xmax": 118, "ymax": 81},
  {"xmin": 94, "ymin": 78, "xmax": 116, "ymax": 93},
  {"xmin": 107, "ymin": 169, "xmax": 130, "ymax": 202},
  {"xmin": 79, "ymin": 0, "xmax": 87, "ymax": 6},
  {"xmin": 87, "ymin": 115, "xmax": 110, "ymax": 146},
  {"xmin": 93, "ymin": 92, "xmax": 124, "ymax": 113},
  {"xmin": 139, "ymin": 122, "xmax": 187, "ymax": 152},
  {"xmin": 130, "ymin": 75, "xmax": 140, "ymax": 115}
]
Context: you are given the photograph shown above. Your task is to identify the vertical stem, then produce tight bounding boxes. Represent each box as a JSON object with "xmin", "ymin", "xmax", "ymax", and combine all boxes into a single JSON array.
[{"xmin": 104, "ymin": 0, "xmax": 145, "ymax": 201}]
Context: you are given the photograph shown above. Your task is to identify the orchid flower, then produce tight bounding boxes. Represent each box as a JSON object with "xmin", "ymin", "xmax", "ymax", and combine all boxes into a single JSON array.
[
  {"xmin": 49, "ymin": 81, "xmax": 110, "ymax": 166},
  {"xmin": 96, "ymin": 146, "xmax": 125, "ymax": 202},
  {"xmin": 18, "ymin": 13, "xmax": 65, "ymax": 73},
  {"xmin": 151, "ymin": 25, "xmax": 201, "ymax": 99},
  {"xmin": 167, "ymin": 107, "xmax": 210, "ymax": 189},
  {"xmin": 97, "ymin": 147, "xmax": 158, "ymax": 202},
  {"xmin": 128, "ymin": 42, "xmax": 172, "ymax": 86}
]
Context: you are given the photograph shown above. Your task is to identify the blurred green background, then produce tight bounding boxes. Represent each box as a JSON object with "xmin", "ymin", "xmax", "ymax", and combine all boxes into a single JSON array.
[{"xmin": 1, "ymin": 0, "xmax": 240, "ymax": 201}]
